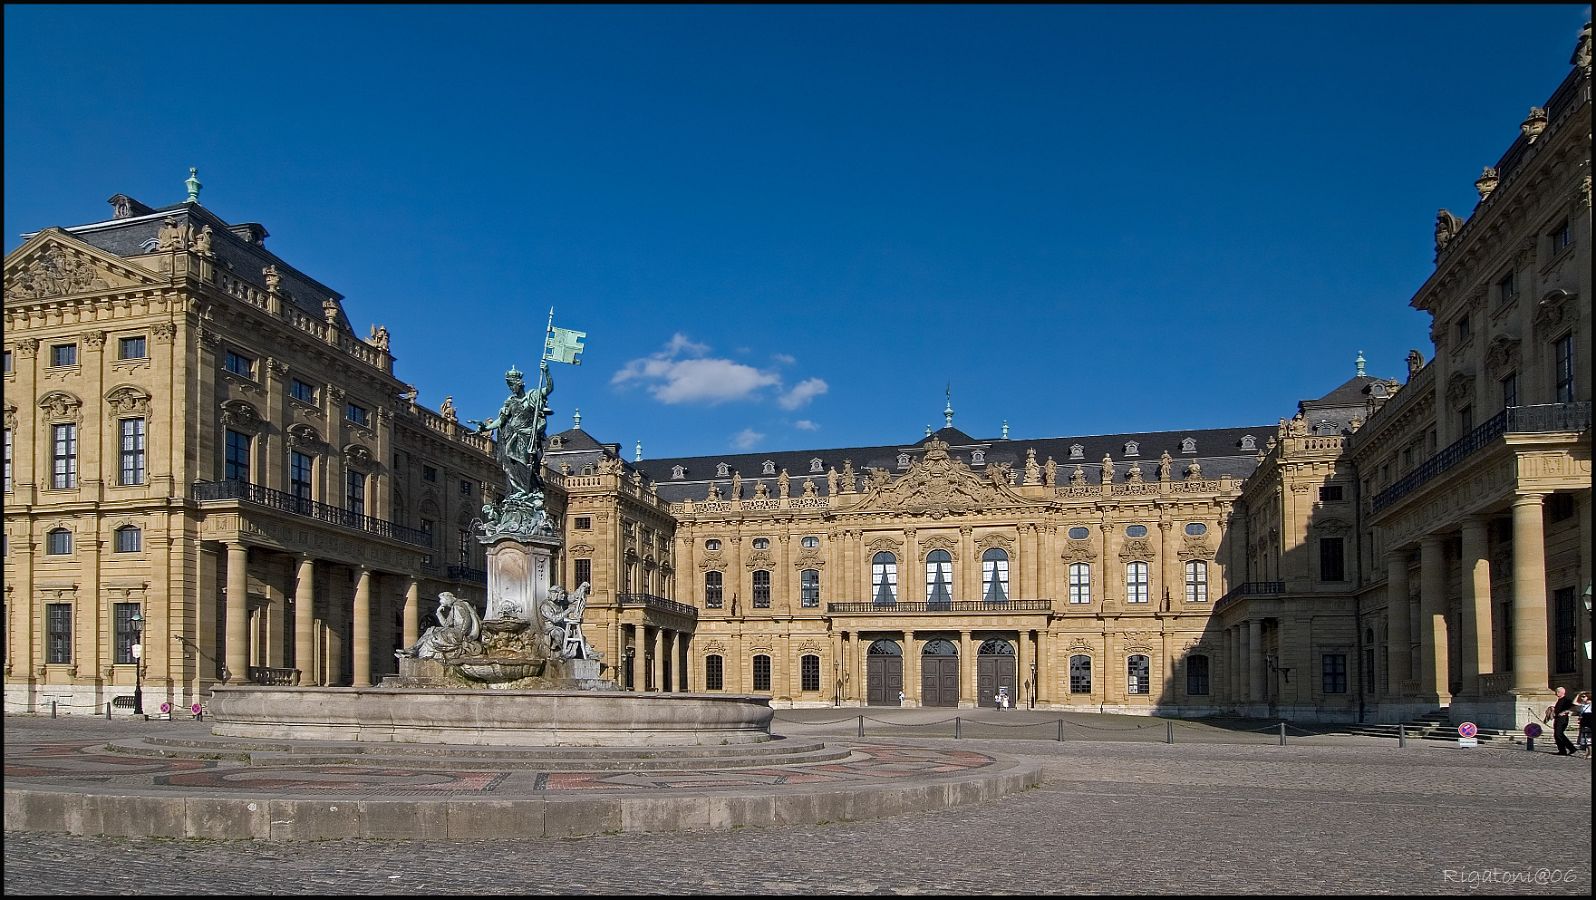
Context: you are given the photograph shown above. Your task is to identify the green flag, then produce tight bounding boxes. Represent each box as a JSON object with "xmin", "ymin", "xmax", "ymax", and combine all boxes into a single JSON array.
[{"xmin": 545, "ymin": 325, "xmax": 587, "ymax": 365}]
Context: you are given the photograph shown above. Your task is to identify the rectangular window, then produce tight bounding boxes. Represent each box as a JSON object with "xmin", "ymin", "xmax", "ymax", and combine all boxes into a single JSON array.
[
  {"xmin": 1554, "ymin": 334, "xmax": 1575, "ymax": 404},
  {"xmin": 114, "ymin": 602, "xmax": 141, "ymax": 665},
  {"xmin": 1068, "ymin": 563, "xmax": 1092, "ymax": 604},
  {"xmin": 459, "ymin": 478, "xmax": 472, "ymax": 496},
  {"xmin": 1497, "ymin": 270, "xmax": 1518, "ymax": 304},
  {"xmin": 752, "ymin": 570, "xmax": 771, "ymax": 608},
  {"xmin": 705, "ymin": 655, "xmax": 724, "ymax": 691},
  {"xmin": 1184, "ymin": 561, "xmax": 1208, "ymax": 602},
  {"xmin": 1549, "ymin": 218, "xmax": 1572, "ymax": 254},
  {"xmin": 457, "ymin": 529, "xmax": 470, "ymax": 566},
  {"xmin": 117, "ymin": 336, "xmax": 147, "ymax": 360},
  {"xmin": 704, "ymin": 571, "xmax": 723, "ymax": 608},
  {"xmin": 1185, "ymin": 655, "xmax": 1210, "ymax": 696},
  {"xmin": 1458, "ymin": 404, "xmax": 1474, "ymax": 435},
  {"xmin": 800, "ymin": 569, "xmax": 821, "ymax": 608},
  {"xmin": 1069, "ymin": 655, "xmax": 1092, "ymax": 693},
  {"xmin": 3, "ymin": 428, "xmax": 11, "ymax": 492},
  {"xmin": 46, "ymin": 603, "xmax": 73, "ymax": 664},
  {"xmin": 573, "ymin": 516, "xmax": 592, "ymax": 530},
  {"xmin": 224, "ymin": 349, "xmax": 255, "ymax": 379},
  {"xmin": 1322, "ymin": 654, "xmax": 1348, "ymax": 694},
  {"xmin": 50, "ymin": 344, "xmax": 77, "ymax": 367},
  {"xmin": 1501, "ymin": 372, "xmax": 1518, "ymax": 410},
  {"xmin": 1127, "ymin": 655, "xmax": 1150, "ymax": 695},
  {"xmin": 422, "ymin": 464, "xmax": 438, "ymax": 482},
  {"xmin": 114, "ymin": 526, "xmax": 141, "ymax": 553},
  {"xmin": 1125, "ymin": 561, "xmax": 1149, "ymax": 603},
  {"xmin": 224, "ymin": 429, "xmax": 251, "ymax": 482},
  {"xmin": 290, "ymin": 451, "xmax": 314, "ymax": 507},
  {"xmin": 3, "ymin": 349, "xmax": 11, "ymax": 373},
  {"xmin": 1553, "ymin": 587, "xmax": 1577, "ymax": 674},
  {"xmin": 1455, "ymin": 315, "xmax": 1470, "ymax": 342},
  {"xmin": 1319, "ymin": 537, "xmax": 1346, "ymax": 582},
  {"xmin": 46, "ymin": 529, "xmax": 72, "ymax": 555},
  {"xmin": 51, "ymin": 423, "xmax": 77, "ymax": 489},
  {"xmin": 800, "ymin": 655, "xmax": 820, "ymax": 692},
  {"xmin": 118, "ymin": 417, "xmax": 146, "ymax": 485},
  {"xmin": 1318, "ymin": 485, "xmax": 1344, "ymax": 503},
  {"xmin": 290, "ymin": 378, "xmax": 317, "ymax": 404},
  {"xmin": 752, "ymin": 655, "xmax": 771, "ymax": 692},
  {"xmin": 345, "ymin": 469, "xmax": 366, "ymax": 517},
  {"xmin": 346, "ymin": 402, "xmax": 371, "ymax": 427},
  {"xmin": 574, "ymin": 558, "xmax": 592, "ymax": 589}
]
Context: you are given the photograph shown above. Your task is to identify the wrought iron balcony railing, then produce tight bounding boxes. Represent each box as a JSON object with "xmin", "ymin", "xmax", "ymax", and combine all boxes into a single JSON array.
[
  {"xmin": 1214, "ymin": 582, "xmax": 1285, "ymax": 612},
  {"xmin": 1372, "ymin": 402, "xmax": 1590, "ymax": 513},
  {"xmin": 616, "ymin": 593, "xmax": 699, "ymax": 619},
  {"xmin": 193, "ymin": 479, "xmax": 432, "ymax": 547},
  {"xmin": 826, "ymin": 599, "xmax": 1053, "ymax": 614}
]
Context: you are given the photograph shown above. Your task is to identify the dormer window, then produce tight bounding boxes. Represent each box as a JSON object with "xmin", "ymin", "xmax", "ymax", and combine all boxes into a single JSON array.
[
  {"xmin": 1123, "ymin": 441, "xmax": 1139, "ymax": 457},
  {"xmin": 1180, "ymin": 437, "xmax": 1197, "ymax": 454},
  {"xmin": 1240, "ymin": 435, "xmax": 1257, "ymax": 451},
  {"xmin": 809, "ymin": 458, "xmax": 823, "ymax": 473},
  {"xmin": 762, "ymin": 460, "xmax": 776, "ymax": 475},
  {"xmin": 897, "ymin": 452, "xmax": 910, "ymax": 469},
  {"xmin": 970, "ymin": 449, "xmax": 986, "ymax": 465},
  {"xmin": 716, "ymin": 463, "xmax": 730, "ymax": 477},
  {"xmin": 1069, "ymin": 444, "xmax": 1084, "ymax": 460},
  {"xmin": 549, "ymin": 436, "xmax": 563, "ymax": 449},
  {"xmin": 1313, "ymin": 420, "xmax": 1338, "ymax": 436}
]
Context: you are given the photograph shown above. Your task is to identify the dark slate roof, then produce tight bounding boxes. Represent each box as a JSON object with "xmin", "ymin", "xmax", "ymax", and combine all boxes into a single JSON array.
[
  {"xmin": 25, "ymin": 199, "xmax": 354, "ymax": 334},
  {"xmin": 629, "ymin": 422, "xmax": 1273, "ymax": 504},
  {"xmin": 1302, "ymin": 375, "xmax": 1383, "ymax": 410},
  {"xmin": 1297, "ymin": 374, "xmax": 1396, "ymax": 436}
]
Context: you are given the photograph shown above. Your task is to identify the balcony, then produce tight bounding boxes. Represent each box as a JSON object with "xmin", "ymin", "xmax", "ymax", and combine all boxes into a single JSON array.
[
  {"xmin": 826, "ymin": 600, "xmax": 1053, "ymax": 614},
  {"xmin": 447, "ymin": 565, "xmax": 487, "ymax": 584},
  {"xmin": 616, "ymin": 593, "xmax": 699, "ymax": 620},
  {"xmin": 193, "ymin": 479, "xmax": 432, "ymax": 547},
  {"xmin": 1371, "ymin": 402, "xmax": 1591, "ymax": 514},
  {"xmin": 1214, "ymin": 582, "xmax": 1285, "ymax": 613}
]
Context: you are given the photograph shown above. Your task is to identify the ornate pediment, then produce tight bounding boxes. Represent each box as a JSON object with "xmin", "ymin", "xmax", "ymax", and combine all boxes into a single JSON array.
[
  {"xmin": 1118, "ymin": 537, "xmax": 1154, "ymax": 561},
  {"xmin": 105, "ymin": 385, "xmax": 152, "ymax": 418},
  {"xmin": 1177, "ymin": 540, "xmax": 1212, "ymax": 561},
  {"xmin": 342, "ymin": 443, "xmax": 373, "ymax": 469},
  {"xmin": 744, "ymin": 550, "xmax": 775, "ymax": 571},
  {"xmin": 853, "ymin": 438, "xmax": 1035, "ymax": 517},
  {"xmin": 1483, "ymin": 335, "xmax": 1521, "ymax": 379},
  {"xmin": 976, "ymin": 532, "xmax": 1015, "ymax": 555},
  {"xmin": 4, "ymin": 232, "xmax": 163, "ymax": 301},
  {"xmin": 285, "ymin": 423, "xmax": 324, "ymax": 451},
  {"xmin": 1533, "ymin": 289, "xmax": 1577, "ymax": 334},
  {"xmin": 1061, "ymin": 540, "xmax": 1094, "ymax": 562},
  {"xmin": 919, "ymin": 535, "xmax": 959, "ymax": 560},
  {"xmin": 219, "ymin": 399, "xmax": 262, "ymax": 431},
  {"xmin": 38, "ymin": 390, "xmax": 83, "ymax": 422}
]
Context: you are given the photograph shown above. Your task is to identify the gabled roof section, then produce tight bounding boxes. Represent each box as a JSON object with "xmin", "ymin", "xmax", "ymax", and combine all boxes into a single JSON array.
[
  {"xmin": 919, "ymin": 426, "xmax": 980, "ymax": 447},
  {"xmin": 1302, "ymin": 375, "xmax": 1386, "ymax": 410},
  {"xmin": 4, "ymin": 227, "xmax": 168, "ymax": 302}
]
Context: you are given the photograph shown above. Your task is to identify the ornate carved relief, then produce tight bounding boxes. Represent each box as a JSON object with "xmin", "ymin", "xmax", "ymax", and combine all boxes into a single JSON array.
[
  {"xmin": 37, "ymin": 391, "xmax": 83, "ymax": 422},
  {"xmin": 854, "ymin": 438, "xmax": 1034, "ymax": 518},
  {"xmin": 104, "ymin": 385, "xmax": 152, "ymax": 417},
  {"xmin": 1062, "ymin": 540, "xmax": 1094, "ymax": 562},
  {"xmin": 1444, "ymin": 371, "xmax": 1475, "ymax": 408},
  {"xmin": 1176, "ymin": 540, "xmax": 1212, "ymax": 562},
  {"xmin": 2, "ymin": 403, "xmax": 15, "ymax": 429},
  {"xmin": 1483, "ymin": 335, "xmax": 1522, "ymax": 379},
  {"xmin": 1533, "ymin": 289, "xmax": 1576, "ymax": 334},
  {"xmin": 151, "ymin": 322, "xmax": 177, "ymax": 344},
  {"xmin": 342, "ymin": 443, "xmax": 373, "ymax": 469},
  {"xmin": 219, "ymin": 399, "xmax": 262, "ymax": 431},
  {"xmin": 696, "ymin": 558, "xmax": 728, "ymax": 573},
  {"xmin": 6, "ymin": 245, "xmax": 119, "ymax": 299},
  {"xmin": 975, "ymin": 533, "xmax": 1015, "ymax": 555},
  {"xmin": 16, "ymin": 339, "xmax": 39, "ymax": 357},
  {"xmin": 918, "ymin": 535, "xmax": 959, "ymax": 560},
  {"xmin": 1118, "ymin": 538, "xmax": 1153, "ymax": 562},
  {"xmin": 285, "ymin": 423, "xmax": 324, "ymax": 451},
  {"xmin": 83, "ymin": 330, "xmax": 106, "ymax": 350},
  {"xmin": 743, "ymin": 550, "xmax": 775, "ymax": 571},
  {"xmin": 1314, "ymin": 517, "xmax": 1353, "ymax": 536},
  {"xmin": 866, "ymin": 536, "xmax": 903, "ymax": 557}
]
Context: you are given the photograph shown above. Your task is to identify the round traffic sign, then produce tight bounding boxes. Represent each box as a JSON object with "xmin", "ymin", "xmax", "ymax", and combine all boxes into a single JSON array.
[
  {"xmin": 159, "ymin": 701, "xmax": 171, "ymax": 714},
  {"xmin": 191, "ymin": 703, "xmax": 203, "ymax": 714},
  {"xmin": 1524, "ymin": 722, "xmax": 1543, "ymax": 738},
  {"xmin": 1458, "ymin": 722, "xmax": 1478, "ymax": 738}
]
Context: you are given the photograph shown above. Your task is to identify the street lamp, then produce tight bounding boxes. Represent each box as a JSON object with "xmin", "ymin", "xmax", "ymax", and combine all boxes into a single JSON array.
[{"xmin": 129, "ymin": 608, "xmax": 145, "ymax": 716}]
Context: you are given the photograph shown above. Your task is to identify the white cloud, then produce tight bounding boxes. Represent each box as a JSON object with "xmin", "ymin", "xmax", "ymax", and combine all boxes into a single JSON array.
[
  {"xmin": 613, "ymin": 335, "xmax": 780, "ymax": 405},
  {"xmin": 778, "ymin": 377, "xmax": 828, "ymax": 410},
  {"xmin": 793, "ymin": 419, "xmax": 820, "ymax": 431},
  {"xmin": 731, "ymin": 428, "xmax": 764, "ymax": 450},
  {"xmin": 771, "ymin": 352, "xmax": 797, "ymax": 366}
]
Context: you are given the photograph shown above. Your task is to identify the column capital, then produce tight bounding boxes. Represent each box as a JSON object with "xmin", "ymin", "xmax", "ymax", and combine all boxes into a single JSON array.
[
  {"xmin": 1512, "ymin": 492, "xmax": 1547, "ymax": 507},
  {"xmin": 1419, "ymin": 534, "xmax": 1446, "ymax": 549}
]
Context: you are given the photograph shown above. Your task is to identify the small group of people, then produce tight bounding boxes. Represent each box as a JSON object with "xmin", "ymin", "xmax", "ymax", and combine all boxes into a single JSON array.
[{"xmin": 1546, "ymin": 686, "xmax": 1593, "ymax": 759}]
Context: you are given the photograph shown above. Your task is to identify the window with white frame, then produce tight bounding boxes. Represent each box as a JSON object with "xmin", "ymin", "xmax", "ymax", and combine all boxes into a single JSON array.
[
  {"xmin": 671, "ymin": 465, "xmax": 685, "ymax": 479},
  {"xmin": 1125, "ymin": 561, "xmax": 1150, "ymax": 603},
  {"xmin": 897, "ymin": 452, "xmax": 910, "ymax": 468},
  {"xmin": 1068, "ymin": 563, "xmax": 1091, "ymax": 604},
  {"xmin": 118, "ymin": 417, "xmax": 146, "ymax": 485},
  {"xmin": 1069, "ymin": 654, "xmax": 1092, "ymax": 693},
  {"xmin": 1127, "ymin": 654, "xmax": 1151, "ymax": 695},
  {"xmin": 925, "ymin": 550, "xmax": 953, "ymax": 604},
  {"xmin": 1123, "ymin": 441, "xmax": 1139, "ymax": 456},
  {"xmin": 716, "ymin": 463, "xmax": 729, "ymax": 477},
  {"xmin": 762, "ymin": 460, "xmax": 775, "ymax": 475},
  {"xmin": 1180, "ymin": 437, "xmax": 1197, "ymax": 453},
  {"xmin": 752, "ymin": 537, "xmax": 770, "ymax": 550},
  {"xmin": 800, "ymin": 569, "xmax": 820, "ymax": 607},
  {"xmin": 981, "ymin": 548, "xmax": 1009, "ymax": 602},
  {"xmin": 871, "ymin": 552, "xmax": 898, "ymax": 605},
  {"xmin": 51, "ymin": 423, "xmax": 78, "ymax": 489},
  {"xmin": 704, "ymin": 570, "xmax": 723, "ymax": 608},
  {"xmin": 1069, "ymin": 444, "xmax": 1084, "ymax": 460},
  {"xmin": 752, "ymin": 569, "xmax": 771, "ymax": 608},
  {"xmin": 800, "ymin": 535, "xmax": 819, "ymax": 549},
  {"xmin": 1184, "ymin": 560, "xmax": 1208, "ymax": 602},
  {"xmin": 3, "ymin": 427, "xmax": 11, "ymax": 492},
  {"xmin": 809, "ymin": 458, "xmax": 823, "ymax": 473},
  {"xmin": 46, "ymin": 603, "xmax": 72, "ymax": 663}
]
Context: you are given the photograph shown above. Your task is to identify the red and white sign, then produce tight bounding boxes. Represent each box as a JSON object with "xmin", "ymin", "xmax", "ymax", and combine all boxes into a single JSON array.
[{"xmin": 1458, "ymin": 722, "xmax": 1478, "ymax": 738}]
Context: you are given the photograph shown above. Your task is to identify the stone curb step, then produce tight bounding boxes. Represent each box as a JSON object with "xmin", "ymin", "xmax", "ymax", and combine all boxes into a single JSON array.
[{"xmin": 125, "ymin": 733, "xmax": 834, "ymax": 759}]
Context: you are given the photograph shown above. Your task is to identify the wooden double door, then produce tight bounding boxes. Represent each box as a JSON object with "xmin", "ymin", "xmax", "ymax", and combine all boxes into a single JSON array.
[
  {"xmin": 921, "ymin": 654, "xmax": 960, "ymax": 707},
  {"xmin": 977, "ymin": 653, "xmax": 1017, "ymax": 708},
  {"xmin": 867, "ymin": 654, "xmax": 903, "ymax": 706}
]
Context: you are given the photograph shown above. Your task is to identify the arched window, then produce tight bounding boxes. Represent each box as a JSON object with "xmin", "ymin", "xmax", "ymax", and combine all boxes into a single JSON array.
[
  {"xmin": 981, "ymin": 548, "xmax": 1009, "ymax": 602},
  {"xmin": 922, "ymin": 639, "xmax": 958, "ymax": 656},
  {"xmin": 752, "ymin": 569, "xmax": 771, "ymax": 608},
  {"xmin": 46, "ymin": 528, "xmax": 72, "ymax": 555},
  {"xmin": 800, "ymin": 654, "xmax": 820, "ymax": 692},
  {"xmin": 752, "ymin": 537, "xmax": 770, "ymax": 550},
  {"xmin": 867, "ymin": 639, "xmax": 902, "ymax": 656},
  {"xmin": 1128, "ymin": 654, "xmax": 1151, "ymax": 695},
  {"xmin": 1069, "ymin": 654, "xmax": 1092, "ymax": 693},
  {"xmin": 1123, "ymin": 441, "xmax": 1139, "ymax": 457},
  {"xmin": 1068, "ymin": 563, "xmax": 1091, "ymax": 604},
  {"xmin": 800, "ymin": 569, "xmax": 820, "ymax": 608},
  {"xmin": 1186, "ymin": 654, "xmax": 1210, "ymax": 695},
  {"xmin": 1125, "ymin": 561, "xmax": 1150, "ymax": 603},
  {"xmin": 1185, "ymin": 560, "xmax": 1209, "ymax": 602},
  {"xmin": 704, "ymin": 571, "xmax": 724, "ymax": 608},
  {"xmin": 752, "ymin": 654, "xmax": 772, "ymax": 692},
  {"xmin": 871, "ymin": 552, "xmax": 898, "ymax": 605},
  {"xmin": 113, "ymin": 525, "xmax": 142, "ymax": 553},
  {"xmin": 925, "ymin": 549, "xmax": 953, "ymax": 606},
  {"xmin": 800, "ymin": 535, "xmax": 820, "ymax": 549},
  {"xmin": 978, "ymin": 638, "xmax": 1014, "ymax": 656},
  {"xmin": 705, "ymin": 654, "xmax": 724, "ymax": 691},
  {"xmin": 705, "ymin": 539, "xmax": 721, "ymax": 551}
]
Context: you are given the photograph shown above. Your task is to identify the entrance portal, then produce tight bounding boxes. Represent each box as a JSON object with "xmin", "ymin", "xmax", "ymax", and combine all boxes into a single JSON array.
[
  {"xmin": 866, "ymin": 639, "xmax": 903, "ymax": 706},
  {"xmin": 976, "ymin": 638, "xmax": 1017, "ymax": 708},
  {"xmin": 920, "ymin": 639, "xmax": 959, "ymax": 707}
]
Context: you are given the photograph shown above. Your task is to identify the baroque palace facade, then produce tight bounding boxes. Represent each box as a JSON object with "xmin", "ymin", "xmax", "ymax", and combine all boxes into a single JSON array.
[{"xmin": 4, "ymin": 26, "xmax": 1590, "ymax": 726}]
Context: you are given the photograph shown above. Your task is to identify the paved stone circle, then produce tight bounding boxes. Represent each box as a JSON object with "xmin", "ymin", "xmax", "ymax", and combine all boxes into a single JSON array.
[{"xmin": 4, "ymin": 710, "xmax": 1590, "ymax": 895}]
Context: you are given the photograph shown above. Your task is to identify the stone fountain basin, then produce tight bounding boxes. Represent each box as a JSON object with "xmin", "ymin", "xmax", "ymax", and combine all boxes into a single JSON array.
[{"xmin": 207, "ymin": 686, "xmax": 774, "ymax": 746}]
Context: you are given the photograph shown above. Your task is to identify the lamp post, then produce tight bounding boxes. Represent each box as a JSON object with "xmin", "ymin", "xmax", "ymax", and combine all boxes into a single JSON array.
[{"xmin": 129, "ymin": 608, "xmax": 145, "ymax": 716}]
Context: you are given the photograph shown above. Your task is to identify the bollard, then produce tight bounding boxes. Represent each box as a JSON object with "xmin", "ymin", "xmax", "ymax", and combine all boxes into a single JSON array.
[
  {"xmin": 954, "ymin": 716, "xmax": 961, "ymax": 739},
  {"xmin": 51, "ymin": 700, "xmax": 58, "ymax": 719},
  {"xmin": 1399, "ymin": 723, "xmax": 1406, "ymax": 748},
  {"xmin": 105, "ymin": 702, "xmax": 112, "ymax": 721},
  {"xmin": 1166, "ymin": 721, "xmax": 1174, "ymax": 744},
  {"xmin": 1057, "ymin": 718, "xmax": 1064, "ymax": 742},
  {"xmin": 857, "ymin": 714, "xmax": 864, "ymax": 738},
  {"xmin": 1278, "ymin": 722, "xmax": 1286, "ymax": 746}
]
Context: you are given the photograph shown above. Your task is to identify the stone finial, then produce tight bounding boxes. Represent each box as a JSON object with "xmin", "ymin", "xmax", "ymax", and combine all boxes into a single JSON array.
[
  {"xmin": 1475, "ymin": 166, "xmax": 1499, "ymax": 200},
  {"xmin": 1355, "ymin": 350, "xmax": 1366, "ymax": 378},
  {"xmin": 1520, "ymin": 107, "xmax": 1548, "ymax": 143},
  {"xmin": 634, "ymin": 440, "xmax": 642, "ymax": 463},
  {"xmin": 321, "ymin": 297, "xmax": 339, "ymax": 325},
  {"xmin": 185, "ymin": 167, "xmax": 202, "ymax": 203},
  {"xmin": 925, "ymin": 424, "xmax": 932, "ymax": 437},
  {"xmin": 1001, "ymin": 419, "xmax": 1009, "ymax": 440},
  {"xmin": 572, "ymin": 408, "xmax": 582, "ymax": 430},
  {"xmin": 943, "ymin": 384, "xmax": 954, "ymax": 428}
]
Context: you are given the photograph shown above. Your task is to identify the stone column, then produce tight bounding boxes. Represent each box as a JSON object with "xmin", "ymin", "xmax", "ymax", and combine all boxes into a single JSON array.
[
  {"xmin": 1019, "ymin": 630, "xmax": 1034, "ymax": 708},
  {"xmin": 1247, "ymin": 619, "xmax": 1264, "ymax": 704},
  {"xmin": 1510, "ymin": 494, "xmax": 1549, "ymax": 695},
  {"xmin": 1459, "ymin": 515, "xmax": 1493, "ymax": 697},
  {"xmin": 225, "ymin": 542, "xmax": 249, "ymax": 683},
  {"xmin": 1035, "ymin": 628, "xmax": 1050, "ymax": 704},
  {"xmin": 1227, "ymin": 627, "xmax": 1239, "ymax": 704},
  {"xmin": 293, "ymin": 555, "xmax": 316, "ymax": 685},
  {"xmin": 403, "ymin": 577, "xmax": 420, "ymax": 649},
  {"xmin": 649, "ymin": 626, "xmax": 662, "ymax": 691},
  {"xmin": 325, "ymin": 571, "xmax": 344, "ymax": 687},
  {"xmin": 678, "ymin": 633, "xmax": 690, "ymax": 691},
  {"xmin": 959, "ymin": 629, "xmax": 975, "ymax": 708},
  {"xmin": 904, "ymin": 630, "xmax": 919, "ymax": 704},
  {"xmin": 351, "ymin": 567, "xmax": 372, "ymax": 687},
  {"xmin": 1386, "ymin": 551, "xmax": 1411, "ymax": 701},
  {"xmin": 1418, "ymin": 536, "xmax": 1449, "ymax": 705},
  {"xmin": 661, "ymin": 630, "xmax": 675, "ymax": 692}
]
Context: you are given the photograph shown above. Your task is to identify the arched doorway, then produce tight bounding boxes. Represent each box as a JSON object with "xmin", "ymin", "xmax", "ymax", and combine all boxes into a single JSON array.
[
  {"xmin": 866, "ymin": 639, "xmax": 903, "ymax": 706},
  {"xmin": 977, "ymin": 638, "xmax": 1017, "ymax": 708},
  {"xmin": 921, "ymin": 639, "xmax": 959, "ymax": 707}
]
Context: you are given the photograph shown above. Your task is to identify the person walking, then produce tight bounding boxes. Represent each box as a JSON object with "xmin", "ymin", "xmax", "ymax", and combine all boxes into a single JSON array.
[
  {"xmin": 1550, "ymin": 686, "xmax": 1577, "ymax": 755},
  {"xmin": 1575, "ymin": 690, "xmax": 1593, "ymax": 760}
]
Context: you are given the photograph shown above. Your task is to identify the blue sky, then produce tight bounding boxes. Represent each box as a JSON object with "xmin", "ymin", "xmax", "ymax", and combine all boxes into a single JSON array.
[{"xmin": 5, "ymin": 5, "xmax": 1588, "ymax": 459}]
